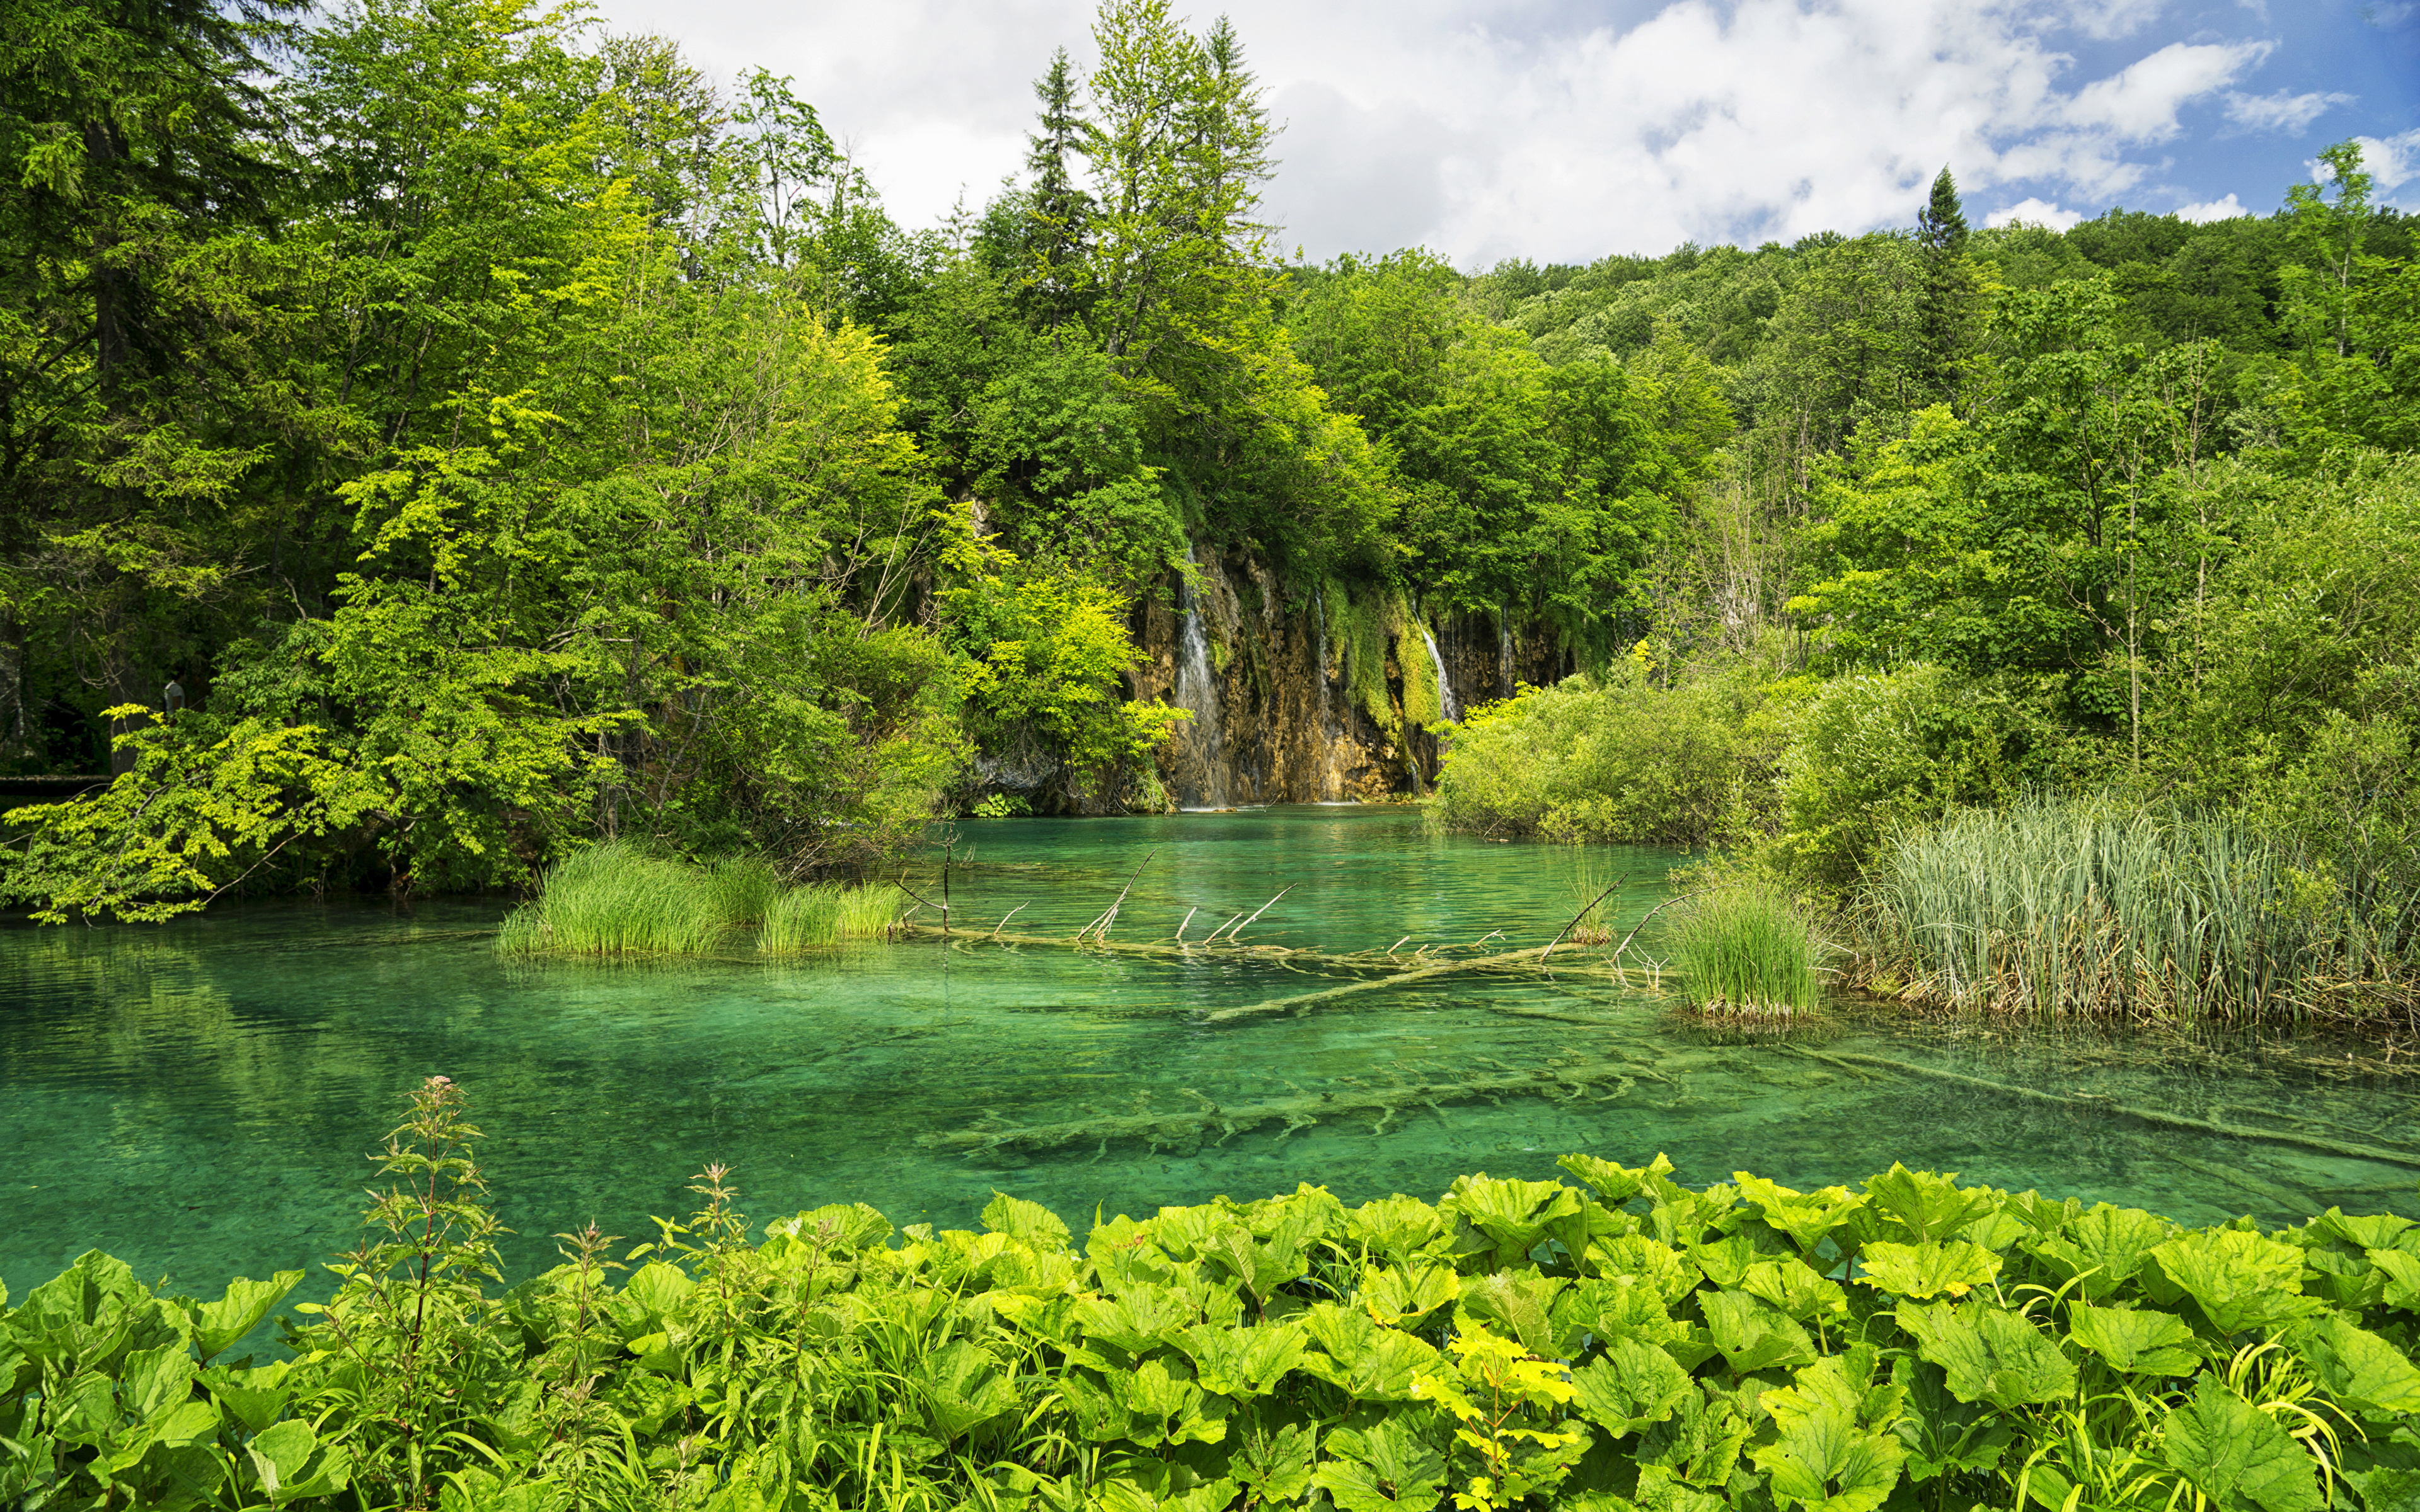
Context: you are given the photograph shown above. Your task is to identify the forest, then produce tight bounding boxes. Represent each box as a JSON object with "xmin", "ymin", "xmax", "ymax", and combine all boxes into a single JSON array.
[{"xmin": 2, "ymin": 0, "xmax": 2416, "ymax": 980}]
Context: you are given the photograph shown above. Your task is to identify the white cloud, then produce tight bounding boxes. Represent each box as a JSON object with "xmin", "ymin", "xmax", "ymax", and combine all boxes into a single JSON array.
[
  {"xmin": 590, "ymin": 0, "xmax": 2288, "ymax": 261},
  {"xmin": 2061, "ymin": 0, "xmax": 2168, "ymax": 39},
  {"xmin": 2175, "ymin": 192, "xmax": 2250, "ymax": 220},
  {"xmin": 1987, "ymin": 197, "xmax": 2087, "ymax": 229},
  {"xmin": 2223, "ymin": 88, "xmax": 2352, "ymax": 132},
  {"xmin": 2356, "ymin": 127, "xmax": 2420, "ymax": 190}
]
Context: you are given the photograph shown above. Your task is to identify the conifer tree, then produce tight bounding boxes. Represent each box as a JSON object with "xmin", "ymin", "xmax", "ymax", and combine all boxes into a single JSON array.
[
  {"xmin": 1023, "ymin": 47, "xmax": 1093, "ymax": 324},
  {"xmin": 1913, "ymin": 166, "xmax": 1981, "ymax": 407}
]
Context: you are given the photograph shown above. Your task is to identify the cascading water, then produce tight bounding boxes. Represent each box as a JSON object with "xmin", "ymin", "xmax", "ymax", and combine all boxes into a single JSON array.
[
  {"xmin": 1310, "ymin": 591, "xmax": 1348, "ymax": 801},
  {"xmin": 1416, "ymin": 619, "xmax": 1461, "ymax": 724},
  {"xmin": 1170, "ymin": 551, "xmax": 1232, "ymax": 808}
]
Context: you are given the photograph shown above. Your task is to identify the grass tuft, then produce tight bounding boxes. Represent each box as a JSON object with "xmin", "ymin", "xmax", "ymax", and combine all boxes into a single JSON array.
[
  {"xmin": 760, "ymin": 883, "xmax": 908, "ymax": 954},
  {"xmin": 494, "ymin": 842, "xmax": 727, "ymax": 957},
  {"xmin": 1665, "ymin": 885, "xmax": 1823, "ymax": 1019}
]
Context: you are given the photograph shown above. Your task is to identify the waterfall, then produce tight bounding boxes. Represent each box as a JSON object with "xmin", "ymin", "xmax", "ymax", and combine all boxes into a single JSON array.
[
  {"xmin": 1171, "ymin": 551, "xmax": 1231, "ymax": 808},
  {"xmin": 1416, "ymin": 619, "xmax": 1461, "ymax": 723}
]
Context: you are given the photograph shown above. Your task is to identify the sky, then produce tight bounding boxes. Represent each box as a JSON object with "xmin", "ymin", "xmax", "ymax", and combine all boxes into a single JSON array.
[{"xmin": 591, "ymin": 0, "xmax": 2420, "ymax": 267}]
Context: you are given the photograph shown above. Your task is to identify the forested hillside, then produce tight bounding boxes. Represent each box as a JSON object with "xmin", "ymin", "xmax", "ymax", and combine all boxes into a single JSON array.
[{"xmin": 3, "ymin": 0, "xmax": 2415, "ymax": 922}]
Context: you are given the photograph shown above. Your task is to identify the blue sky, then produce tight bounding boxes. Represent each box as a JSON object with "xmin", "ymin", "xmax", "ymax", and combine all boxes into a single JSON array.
[{"xmin": 596, "ymin": 0, "xmax": 2420, "ymax": 263}]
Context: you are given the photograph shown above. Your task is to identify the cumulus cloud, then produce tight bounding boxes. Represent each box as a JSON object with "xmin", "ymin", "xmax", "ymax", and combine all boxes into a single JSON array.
[
  {"xmin": 1987, "ymin": 197, "xmax": 2087, "ymax": 229},
  {"xmin": 2357, "ymin": 127, "xmax": 2420, "ymax": 190},
  {"xmin": 2175, "ymin": 192, "xmax": 2250, "ymax": 220},
  {"xmin": 2223, "ymin": 88, "xmax": 2353, "ymax": 132},
  {"xmin": 592, "ymin": 0, "xmax": 2303, "ymax": 261}
]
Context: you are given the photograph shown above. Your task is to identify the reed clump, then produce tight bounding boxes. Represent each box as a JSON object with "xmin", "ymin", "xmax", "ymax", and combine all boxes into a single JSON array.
[
  {"xmin": 494, "ymin": 842, "xmax": 728, "ymax": 957},
  {"xmin": 1664, "ymin": 884, "xmax": 1824, "ymax": 1018},
  {"xmin": 1855, "ymin": 796, "xmax": 2420, "ymax": 1025},
  {"xmin": 759, "ymin": 883, "xmax": 908, "ymax": 954},
  {"xmin": 496, "ymin": 845, "xmax": 904, "ymax": 958}
]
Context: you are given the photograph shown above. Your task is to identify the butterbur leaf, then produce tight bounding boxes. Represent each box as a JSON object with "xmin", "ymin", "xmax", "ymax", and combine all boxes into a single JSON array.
[
  {"xmin": 1075, "ymin": 1285, "xmax": 1196, "ymax": 1354},
  {"xmin": 2373, "ymin": 1247, "xmax": 2420, "ymax": 1312},
  {"xmin": 200, "ymin": 1361, "xmax": 294, "ymax": 1433},
  {"xmin": 1301, "ymin": 1302, "xmax": 1440, "ymax": 1400},
  {"xmin": 1753, "ymin": 1406, "xmax": 1907, "ymax": 1512},
  {"xmin": 190, "ymin": 1272, "xmax": 301, "ymax": 1363},
  {"xmin": 1177, "ymin": 1319, "xmax": 1306, "ymax": 1397},
  {"xmin": 981, "ymin": 1191, "xmax": 1073, "ymax": 1250},
  {"xmin": 1700, "ymin": 1290, "xmax": 1815, "ymax": 1374},
  {"xmin": 2290, "ymin": 1315, "xmax": 2420, "ymax": 1419},
  {"xmin": 1590, "ymin": 1235, "xmax": 1697, "ymax": 1305},
  {"xmin": 2143, "ymin": 1230, "xmax": 2326, "ymax": 1334},
  {"xmin": 1739, "ymin": 1258, "xmax": 1848, "ymax": 1321},
  {"xmin": 1862, "ymin": 1166, "xmax": 2000, "ymax": 1244},
  {"xmin": 2340, "ymin": 1435, "xmax": 2420, "ymax": 1512},
  {"xmin": 2065, "ymin": 1303, "xmax": 2199, "ymax": 1375},
  {"xmin": 1457, "ymin": 1269, "xmax": 1567, "ymax": 1357},
  {"xmin": 1857, "ymin": 1240, "xmax": 2000, "ymax": 1300},
  {"xmin": 2313, "ymin": 1210, "xmax": 2413, "ymax": 1252},
  {"xmin": 1557, "ymin": 1276, "xmax": 1686, "ymax": 1350},
  {"xmin": 1445, "ymin": 1174, "xmax": 1587, "ymax": 1268},
  {"xmin": 1735, "ymin": 1173, "xmax": 1869, "ymax": 1255},
  {"xmin": 1763, "ymin": 1347, "xmax": 1903, "ymax": 1432},
  {"xmin": 1633, "ymin": 1462, "xmax": 1731, "ymax": 1512},
  {"xmin": 1890, "ymin": 1357, "xmax": 2013, "ymax": 1484},
  {"xmin": 1560, "ymin": 1152, "xmax": 1680, "ymax": 1208},
  {"xmin": 1342, "ymin": 1195, "xmax": 1449, "ymax": 1263},
  {"xmin": 767, "ymin": 1201, "xmax": 893, "ymax": 1252},
  {"xmin": 1639, "ymin": 1386, "xmax": 1751, "ymax": 1489},
  {"xmin": 246, "ymin": 1419, "xmax": 353, "ymax": 1506},
  {"xmin": 1226, "ymin": 1410, "xmax": 1317, "ymax": 1503},
  {"xmin": 913, "ymin": 1339, "xmax": 1021, "ymax": 1441},
  {"xmin": 2164, "ymin": 1375, "xmax": 2324, "ymax": 1512},
  {"xmin": 1359, "ymin": 1263, "xmax": 1459, "ymax": 1326},
  {"xmin": 1318, "ymin": 1418, "xmax": 1447, "ymax": 1512},
  {"xmin": 1894, "ymin": 1300, "xmax": 2075, "ymax": 1409},
  {"xmin": 2025, "ymin": 1203, "xmax": 2173, "ymax": 1301},
  {"xmin": 1572, "ymin": 1337, "xmax": 1693, "ymax": 1436},
  {"xmin": 120, "ymin": 1342, "xmax": 198, "ymax": 1420}
]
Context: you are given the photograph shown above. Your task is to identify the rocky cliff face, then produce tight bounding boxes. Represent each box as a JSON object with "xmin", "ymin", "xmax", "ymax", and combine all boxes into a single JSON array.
[{"xmin": 1129, "ymin": 544, "xmax": 1579, "ymax": 809}]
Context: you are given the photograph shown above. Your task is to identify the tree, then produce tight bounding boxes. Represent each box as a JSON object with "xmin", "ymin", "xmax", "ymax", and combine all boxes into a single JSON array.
[{"xmin": 1913, "ymin": 166, "xmax": 1983, "ymax": 408}]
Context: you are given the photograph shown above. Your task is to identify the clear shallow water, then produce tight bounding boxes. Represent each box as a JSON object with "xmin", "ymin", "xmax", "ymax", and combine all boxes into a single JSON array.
[{"xmin": 4, "ymin": 806, "xmax": 2417, "ymax": 1312}]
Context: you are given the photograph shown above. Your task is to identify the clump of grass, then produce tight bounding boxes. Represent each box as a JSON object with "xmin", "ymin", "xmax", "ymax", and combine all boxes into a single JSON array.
[
  {"xmin": 1855, "ymin": 795, "xmax": 2420, "ymax": 1024},
  {"xmin": 761, "ymin": 883, "xmax": 908, "ymax": 954},
  {"xmin": 1560, "ymin": 849, "xmax": 1619, "ymax": 945},
  {"xmin": 705, "ymin": 856, "xmax": 781, "ymax": 929},
  {"xmin": 1664, "ymin": 885, "xmax": 1823, "ymax": 1019},
  {"xmin": 495, "ymin": 842, "xmax": 727, "ymax": 957}
]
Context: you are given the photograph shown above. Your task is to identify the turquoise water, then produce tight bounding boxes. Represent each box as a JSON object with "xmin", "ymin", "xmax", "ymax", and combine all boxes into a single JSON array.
[{"xmin": 4, "ymin": 806, "xmax": 2416, "ymax": 1309}]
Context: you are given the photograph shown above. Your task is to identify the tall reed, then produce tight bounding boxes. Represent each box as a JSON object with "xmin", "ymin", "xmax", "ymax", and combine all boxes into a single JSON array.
[
  {"xmin": 1665, "ymin": 885, "xmax": 1823, "ymax": 1017},
  {"xmin": 494, "ymin": 842, "xmax": 727, "ymax": 957},
  {"xmin": 759, "ymin": 883, "xmax": 908, "ymax": 954},
  {"xmin": 1855, "ymin": 796, "xmax": 2420, "ymax": 1024}
]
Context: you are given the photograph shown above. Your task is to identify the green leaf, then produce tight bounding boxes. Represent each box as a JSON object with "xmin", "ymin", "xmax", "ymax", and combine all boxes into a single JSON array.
[
  {"xmin": 1856, "ymin": 1239, "xmax": 2001, "ymax": 1300},
  {"xmin": 981, "ymin": 1191, "xmax": 1073, "ymax": 1250},
  {"xmin": 912, "ymin": 1338, "xmax": 1021, "ymax": 1442},
  {"xmin": 1741, "ymin": 1258, "xmax": 1850, "ymax": 1322},
  {"xmin": 190, "ymin": 1272, "xmax": 301, "ymax": 1363},
  {"xmin": 1753, "ymin": 1406, "xmax": 1907, "ymax": 1512},
  {"xmin": 2143, "ymin": 1230, "xmax": 2327, "ymax": 1334},
  {"xmin": 1889, "ymin": 1358, "xmax": 2013, "ymax": 1484},
  {"xmin": 1300, "ymin": 1302, "xmax": 1440, "ymax": 1400},
  {"xmin": 2289, "ymin": 1315, "xmax": 2420, "ymax": 1419},
  {"xmin": 1444, "ymin": 1173, "xmax": 1588, "ymax": 1269},
  {"xmin": 2313, "ymin": 1210, "xmax": 2413, "ymax": 1252},
  {"xmin": 2371, "ymin": 1247, "xmax": 2420, "ymax": 1312},
  {"xmin": 1457, "ymin": 1269, "xmax": 1567, "ymax": 1357},
  {"xmin": 1560, "ymin": 1152, "xmax": 1680, "ymax": 1208},
  {"xmin": 2164, "ymin": 1375, "xmax": 2324, "ymax": 1512},
  {"xmin": 1357, "ymin": 1263, "xmax": 1459, "ymax": 1326},
  {"xmin": 1638, "ymin": 1385, "xmax": 1751, "ymax": 1489},
  {"xmin": 1862, "ymin": 1164, "xmax": 1999, "ymax": 1243},
  {"xmin": 1556, "ymin": 1276, "xmax": 1687, "ymax": 1351},
  {"xmin": 2025, "ymin": 1203, "xmax": 2173, "ymax": 1301},
  {"xmin": 1893, "ymin": 1300, "xmax": 2075, "ymax": 1409},
  {"xmin": 2065, "ymin": 1303, "xmax": 2199, "ymax": 1375},
  {"xmin": 1589, "ymin": 1235, "xmax": 1698, "ymax": 1305},
  {"xmin": 1763, "ymin": 1346, "xmax": 1904, "ymax": 1432},
  {"xmin": 1572, "ymin": 1337, "xmax": 1693, "ymax": 1437},
  {"xmin": 246, "ymin": 1419, "xmax": 353, "ymax": 1506},
  {"xmin": 1075, "ymin": 1285, "xmax": 1196, "ymax": 1356},
  {"xmin": 1316, "ymin": 1418, "xmax": 1446, "ymax": 1512},
  {"xmin": 1735, "ymin": 1172, "xmax": 1869, "ymax": 1255},
  {"xmin": 120, "ymin": 1342, "xmax": 199, "ymax": 1421},
  {"xmin": 1700, "ymin": 1289, "xmax": 1816, "ymax": 1373},
  {"xmin": 1175, "ymin": 1319, "xmax": 1306, "ymax": 1397}
]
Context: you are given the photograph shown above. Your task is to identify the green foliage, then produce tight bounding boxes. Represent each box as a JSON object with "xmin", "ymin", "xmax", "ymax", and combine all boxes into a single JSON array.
[
  {"xmin": 493, "ymin": 842, "xmax": 729, "ymax": 957},
  {"xmin": 1431, "ymin": 665, "xmax": 1797, "ymax": 847},
  {"xmin": 758, "ymin": 881, "xmax": 907, "ymax": 953},
  {"xmin": 16, "ymin": 1084, "xmax": 2420, "ymax": 1512}
]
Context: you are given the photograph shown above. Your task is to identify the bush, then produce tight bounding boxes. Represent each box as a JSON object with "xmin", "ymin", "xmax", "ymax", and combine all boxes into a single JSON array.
[
  {"xmin": 9, "ymin": 1086, "xmax": 2417, "ymax": 1512},
  {"xmin": 1431, "ymin": 667, "xmax": 1787, "ymax": 846}
]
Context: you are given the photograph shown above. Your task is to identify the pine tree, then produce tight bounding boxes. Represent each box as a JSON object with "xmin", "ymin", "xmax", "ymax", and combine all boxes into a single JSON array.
[
  {"xmin": 1023, "ymin": 47, "xmax": 1093, "ymax": 324},
  {"xmin": 1913, "ymin": 166, "xmax": 1981, "ymax": 407}
]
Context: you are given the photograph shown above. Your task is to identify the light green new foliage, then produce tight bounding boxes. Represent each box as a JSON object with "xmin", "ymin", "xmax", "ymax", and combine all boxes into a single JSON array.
[
  {"xmin": 1666, "ymin": 885, "xmax": 1824, "ymax": 1017},
  {"xmin": 1858, "ymin": 795, "xmax": 2420, "ymax": 1024},
  {"xmin": 759, "ymin": 883, "xmax": 907, "ymax": 953},
  {"xmin": 494, "ymin": 843, "xmax": 727, "ymax": 958}
]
